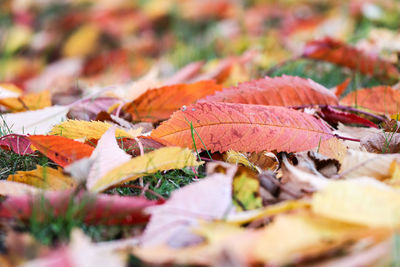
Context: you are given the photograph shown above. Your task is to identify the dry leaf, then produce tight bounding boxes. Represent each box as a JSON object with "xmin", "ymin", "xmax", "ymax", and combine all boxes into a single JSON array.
[
  {"xmin": 140, "ymin": 163, "xmax": 236, "ymax": 247},
  {"xmin": 50, "ymin": 120, "xmax": 138, "ymax": 139},
  {"xmin": 312, "ymin": 179, "xmax": 400, "ymax": 227},
  {"xmin": 202, "ymin": 75, "xmax": 338, "ymax": 106},
  {"xmin": 0, "ymin": 106, "xmax": 69, "ymax": 135},
  {"xmin": 7, "ymin": 165, "xmax": 76, "ymax": 190},
  {"xmin": 0, "ymin": 90, "xmax": 51, "ymax": 112},
  {"xmin": 0, "ymin": 180, "xmax": 40, "ymax": 196},
  {"xmin": 314, "ymin": 137, "xmax": 347, "ymax": 164},
  {"xmin": 361, "ymin": 132, "xmax": 400, "ymax": 153},
  {"xmin": 151, "ymin": 102, "xmax": 333, "ymax": 153},
  {"xmin": 29, "ymin": 135, "xmax": 94, "ymax": 167},
  {"xmin": 123, "ymin": 80, "xmax": 222, "ymax": 122},
  {"xmin": 89, "ymin": 147, "xmax": 202, "ymax": 192},
  {"xmin": 340, "ymin": 86, "xmax": 400, "ymax": 114}
]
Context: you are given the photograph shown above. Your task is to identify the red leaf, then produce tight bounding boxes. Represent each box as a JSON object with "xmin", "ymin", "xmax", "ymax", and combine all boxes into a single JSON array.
[
  {"xmin": 303, "ymin": 37, "xmax": 400, "ymax": 80},
  {"xmin": 0, "ymin": 190, "xmax": 163, "ymax": 225},
  {"xmin": 117, "ymin": 136, "xmax": 166, "ymax": 156},
  {"xmin": 319, "ymin": 106, "xmax": 378, "ymax": 128},
  {"xmin": 29, "ymin": 135, "xmax": 94, "ymax": 167},
  {"xmin": 151, "ymin": 102, "xmax": 333, "ymax": 153},
  {"xmin": 202, "ymin": 75, "xmax": 338, "ymax": 106},
  {"xmin": 0, "ymin": 134, "xmax": 34, "ymax": 155}
]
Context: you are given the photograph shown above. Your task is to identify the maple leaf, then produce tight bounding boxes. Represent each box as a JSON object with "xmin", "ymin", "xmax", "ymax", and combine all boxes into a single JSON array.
[
  {"xmin": 28, "ymin": 135, "xmax": 94, "ymax": 167},
  {"xmin": 303, "ymin": 37, "xmax": 400, "ymax": 80},
  {"xmin": 340, "ymin": 86, "xmax": 400, "ymax": 115},
  {"xmin": 123, "ymin": 80, "xmax": 222, "ymax": 122},
  {"xmin": 7, "ymin": 165, "xmax": 76, "ymax": 190},
  {"xmin": 50, "ymin": 120, "xmax": 138, "ymax": 139},
  {"xmin": 202, "ymin": 75, "xmax": 338, "ymax": 106},
  {"xmin": 88, "ymin": 147, "xmax": 202, "ymax": 192},
  {"xmin": 151, "ymin": 102, "xmax": 333, "ymax": 153}
]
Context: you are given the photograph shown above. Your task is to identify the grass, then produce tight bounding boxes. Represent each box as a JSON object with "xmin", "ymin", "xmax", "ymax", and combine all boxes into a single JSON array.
[{"xmin": 107, "ymin": 166, "xmax": 206, "ymax": 200}]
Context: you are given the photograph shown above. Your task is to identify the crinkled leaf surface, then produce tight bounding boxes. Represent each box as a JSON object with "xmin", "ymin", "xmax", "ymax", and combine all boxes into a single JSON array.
[{"xmin": 151, "ymin": 102, "xmax": 333, "ymax": 153}]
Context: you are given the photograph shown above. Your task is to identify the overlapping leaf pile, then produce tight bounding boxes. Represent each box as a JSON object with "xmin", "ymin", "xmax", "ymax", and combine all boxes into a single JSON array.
[{"xmin": 2, "ymin": 0, "xmax": 400, "ymax": 266}]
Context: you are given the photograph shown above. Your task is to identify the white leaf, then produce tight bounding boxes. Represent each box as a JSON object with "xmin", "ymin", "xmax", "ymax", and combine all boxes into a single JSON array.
[{"xmin": 1, "ymin": 105, "xmax": 69, "ymax": 135}]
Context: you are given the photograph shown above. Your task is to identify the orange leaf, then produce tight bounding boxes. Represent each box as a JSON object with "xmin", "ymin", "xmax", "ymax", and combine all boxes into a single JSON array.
[
  {"xmin": 29, "ymin": 135, "xmax": 94, "ymax": 167},
  {"xmin": 123, "ymin": 80, "xmax": 222, "ymax": 122},
  {"xmin": 0, "ymin": 90, "xmax": 51, "ymax": 112},
  {"xmin": 202, "ymin": 75, "xmax": 338, "ymax": 106},
  {"xmin": 151, "ymin": 102, "xmax": 333, "ymax": 153},
  {"xmin": 340, "ymin": 86, "xmax": 400, "ymax": 114},
  {"xmin": 303, "ymin": 37, "xmax": 400, "ymax": 80}
]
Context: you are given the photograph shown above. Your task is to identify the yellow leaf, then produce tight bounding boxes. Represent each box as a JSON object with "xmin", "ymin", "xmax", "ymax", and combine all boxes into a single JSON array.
[
  {"xmin": 0, "ymin": 83, "xmax": 22, "ymax": 99},
  {"xmin": 224, "ymin": 150, "xmax": 258, "ymax": 172},
  {"xmin": 233, "ymin": 172, "xmax": 262, "ymax": 211},
  {"xmin": 50, "ymin": 120, "xmax": 138, "ymax": 139},
  {"xmin": 7, "ymin": 165, "xmax": 76, "ymax": 190},
  {"xmin": 62, "ymin": 24, "xmax": 100, "ymax": 58},
  {"xmin": 253, "ymin": 211, "xmax": 388, "ymax": 265},
  {"xmin": 89, "ymin": 147, "xmax": 203, "ymax": 192},
  {"xmin": 4, "ymin": 25, "xmax": 32, "ymax": 54},
  {"xmin": 312, "ymin": 180, "xmax": 400, "ymax": 228},
  {"xmin": 0, "ymin": 90, "xmax": 51, "ymax": 112}
]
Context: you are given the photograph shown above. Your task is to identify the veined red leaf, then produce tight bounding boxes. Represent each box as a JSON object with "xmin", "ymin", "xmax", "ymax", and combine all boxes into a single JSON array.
[
  {"xmin": 340, "ymin": 86, "xmax": 400, "ymax": 115},
  {"xmin": 151, "ymin": 102, "xmax": 333, "ymax": 153},
  {"xmin": 319, "ymin": 106, "xmax": 378, "ymax": 128},
  {"xmin": 0, "ymin": 134, "xmax": 34, "ymax": 155},
  {"xmin": 0, "ymin": 190, "xmax": 163, "ymax": 225},
  {"xmin": 123, "ymin": 80, "xmax": 222, "ymax": 122},
  {"xmin": 29, "ymin": 135, "xmax": 94, "ymax": 167},
  {"xmin": 303, "ymin": 37, "xmax": 400, "ymax": 80},
  {"xmin": 202, "ymin": 75, "xmax": 338, "ymax": 106}
]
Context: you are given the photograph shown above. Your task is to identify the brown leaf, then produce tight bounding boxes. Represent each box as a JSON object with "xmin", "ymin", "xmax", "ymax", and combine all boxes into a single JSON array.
[{"xmin": 361, "ymin": 132, "xmax": 400, "ymax": 153}]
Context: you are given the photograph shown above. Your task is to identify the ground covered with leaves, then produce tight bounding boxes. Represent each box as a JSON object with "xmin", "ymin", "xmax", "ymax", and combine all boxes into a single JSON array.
[{"xmin": 1, "ymin": 0, "xmax": 400, "ymax": 266}]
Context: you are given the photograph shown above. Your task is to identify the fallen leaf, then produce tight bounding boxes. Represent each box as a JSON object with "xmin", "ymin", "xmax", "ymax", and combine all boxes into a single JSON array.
[
  {"xmin": 50, "ymin": 120, "xmax": 137, "ymax": 139},
  {"xmin": 340, "ymin": 86, "xmax": 400, "ymax": 115},
  {"xmin": 151, "ymin": 102, "xmax": 333, "ymax": 153},
  {"xmin": 319, "ymin": 106, "xmax": 378, "ymax": 128},
  {"xmin": 7, "ymin": 165, "xmax": 76, "ymax": 190},
  {"xmin": 202, "ymin": 75, "xmax": 338, "ymax": 106},
  {"xmin": 233, "ymin": 171, "xmax": 262, "ymax": 211},
  {"xmin": 0, "ymin": 105, "xmax": 69, "ymax": 135},
  {"xmin": 303, "ymin": 37, "xmax": 400, "ymax": 80},
  {"xmin": 314, "ymin": 137, "xmax": 347, "ymax": 164},
  {"xmin": 140, "ymin": 163, "xmax": 236, "ymax": 247},
  {"xmin": 361, "ymin": 132, "xmax": 400, "ymax": 153},
  {"xmin": 340, "ymin": 149, "xmax": 400, "ymax": 179},
  {"xmin": 312, "ymin": 179, "xmax": 400, "ymax": 227},
  {"xmin": 0, "ymin": 83, "xmax": 22, "ymax": 99},
  {"xmin": 68, "ymin": 97, "xmax": 121, "ymax": 121},
  {"xmin": 0, "ymin": 180, "xmax": 39, "ymax": 196},
  {"xmin": 0, "ymin": 134, "xmax": 34, "ymax": 155},
  {"xmin": 0, "ymin": 90, "xmax": 51, "ymax": 112},
  {"xmin": 86, "ymin": 127, "xmax": 131, "ymax": 189},
  {"xmin": 123, "ymin": 80, "xmax": 222, "ymax": 122},
  {"xmin": 62, "ymin": 24, "xmax": 100, "ymax": 58},
  {"xmin": 0, "ymin": 190, "xmax": 162, "ymax": 225},
  {"xmin": 28, "ymin": 135, "xmax": 94, "ymax": 167},
  {"xmin": 89, "ymin": 147, "xmax": 202, "ymax": 192}
]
